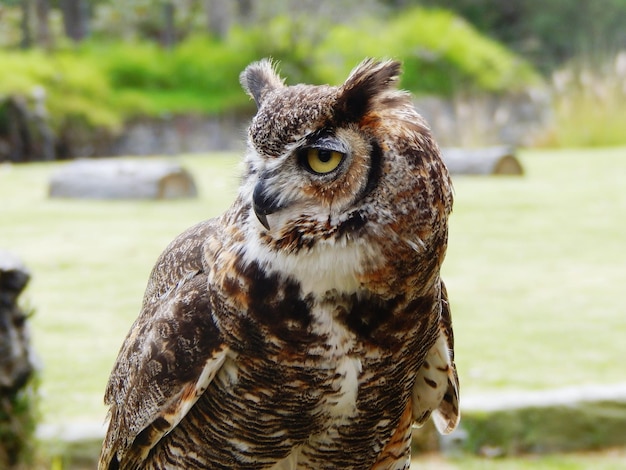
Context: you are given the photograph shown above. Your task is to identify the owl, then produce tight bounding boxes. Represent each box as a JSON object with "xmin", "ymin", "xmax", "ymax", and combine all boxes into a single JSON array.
[{"xmin": 99, "ymin": 58, "xmax": 459, "ymax": 470}]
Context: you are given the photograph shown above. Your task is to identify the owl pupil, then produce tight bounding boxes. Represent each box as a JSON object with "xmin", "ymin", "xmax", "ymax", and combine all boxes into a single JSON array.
[{"xmin": 318, "ymin": 150, "xmax": 332, "ymax": 163}]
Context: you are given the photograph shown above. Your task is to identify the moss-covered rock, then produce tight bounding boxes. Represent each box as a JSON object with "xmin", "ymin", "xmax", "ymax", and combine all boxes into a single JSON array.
[
  {"xmin": 0, "ymin": 251, "xmax": 38, "ymax": 469},
  {"xmin": 462, "ymin": 400, "xmax": 626, "ymax": 455}
]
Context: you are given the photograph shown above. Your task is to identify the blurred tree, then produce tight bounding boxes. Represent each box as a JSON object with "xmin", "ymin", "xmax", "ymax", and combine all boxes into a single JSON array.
[
  {"xmin": 416, "ymin": 0, "xmax": 626, "ymax": 71},
  {"xmin": 206, "ymin": 0, "xmax": 233, "ymax": 39},
  {"xmin": 60, "ymin": 0, "xmax": 88, "ymax": 42},
  {"xmin": 35, "ymin": 0, "xmax": 52, "ymax": 49},
  {"xmin": 161, "ymin": 1, "xmax": 175, "ymax": 47},
  {"xmin": 89, "ymin": 0, "xmax": 205, "ymax": 44},
  {"xmin": 19, "ymin": 0, "xmax": 32, "ymax": 49},
  {"xmin": 236, "ymin": 0, "xmax": 252, "ymax": 23}
]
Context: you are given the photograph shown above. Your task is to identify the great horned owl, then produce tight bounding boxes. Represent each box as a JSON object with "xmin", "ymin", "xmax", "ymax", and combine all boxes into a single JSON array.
[{"xmin": 99, "ymin": 59, "xmax": 459, "ymax": 470}]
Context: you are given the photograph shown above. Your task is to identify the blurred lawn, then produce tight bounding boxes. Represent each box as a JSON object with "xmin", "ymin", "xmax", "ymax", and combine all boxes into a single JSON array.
[
  {"xmin": 410, "ymin": 447, "xmax": 626, "ymax": 469},
  {"xmin": 445, "ymin": 147, "xmax": 626, "ymax": 393},
  {"xmin": 0, "ymin": 153, "xmax": 241, "ymax": 425},
  {"xmin": 0, "ymin": 147, "xmax": 625, "ymax": 428}
]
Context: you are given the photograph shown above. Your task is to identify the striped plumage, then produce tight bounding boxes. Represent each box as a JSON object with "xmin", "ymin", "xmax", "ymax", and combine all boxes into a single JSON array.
[{"xmin": 99, "ymin": 59, "xmax": 459, "ymax": 469}]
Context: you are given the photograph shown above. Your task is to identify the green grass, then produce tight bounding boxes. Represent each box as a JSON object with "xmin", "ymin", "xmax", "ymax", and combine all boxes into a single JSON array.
[
  {"xmin": 0, "ymin": 147, "xmax": 625, "ymax": 431},
  {"xmin": 445, "ymin": 147, "xmax": 626, "ymax": 393},
  {"xmin": 411, "ymin": 447, "xmax": 626, "ymax": 469}
]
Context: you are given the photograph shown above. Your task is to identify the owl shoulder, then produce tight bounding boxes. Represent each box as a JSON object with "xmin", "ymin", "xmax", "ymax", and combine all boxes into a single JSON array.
[
  {"xmin": 100, "ymin": 218, "xmax": 229, "ymax": 469},
  {"xmin": 143, "ymin": 218, "xmax": 221, "ymax": 303}
]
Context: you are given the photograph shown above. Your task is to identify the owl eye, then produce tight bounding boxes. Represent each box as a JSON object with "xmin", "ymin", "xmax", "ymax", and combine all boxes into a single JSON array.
[{"xmin": 303, "ymin": 148, "xmax": 345, "ymax": 174}]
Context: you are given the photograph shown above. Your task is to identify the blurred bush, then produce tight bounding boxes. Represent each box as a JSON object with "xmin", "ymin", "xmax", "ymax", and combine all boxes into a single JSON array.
[
  {"xmin": 314, "ymin": 8, "xmax": 539, "ymax": 96},
  {"xmin": 0, "ymin": 49, "xmax": 122, "ymax": 132},
  {"xmin": 420, "ymin": 0, "xmax": 626, "ymax": 73},
  {"xmin": 0, "ymin": 6, "xmax": 539, "ymax": 156}
]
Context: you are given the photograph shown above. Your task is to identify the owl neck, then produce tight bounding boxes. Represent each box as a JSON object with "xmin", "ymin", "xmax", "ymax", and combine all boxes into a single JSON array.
[
  {"xmin": 239, "ymin": 227, "xmax": 372, "ymax": 298},
  {"xmin": 225, "ymin": 198, "xmax": 444, "ymax": 301}
]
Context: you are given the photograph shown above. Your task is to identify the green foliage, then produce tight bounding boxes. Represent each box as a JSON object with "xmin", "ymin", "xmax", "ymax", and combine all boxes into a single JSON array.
[
  {"xmin": 0, "ymin": 6, "xmax": 539, "ymax": 138},
  {"xmin": 89, "ymin": 41, "xmax": 171, "ymax": 90},
  {"xmin": 413, "ymin": 448, "xmax": 626, "ymax": 469},
  {"xmin": 69, "ymin": 35, "xmax": 258, "ymax": 116},
  {"xmin": 314, "ymin": 8, "xmax": 539, "ymax": 95},
  {"xmin": 224, "ymin": 8, "xmax": 538, "ymax": 95},
  {"xmin": 0, "ymin": 49, "xmax": 123, "ymax": 132},
  {"xmin": 163, "ymin": 35, "xmax": 256, "ymax": 112},
  {"xmin": 420, "ymin": 0, "xmax": 626, "ymax": 72},
  {"xmin": 462, "ymin": 403, "xmax": 626, "ymax": 455}
]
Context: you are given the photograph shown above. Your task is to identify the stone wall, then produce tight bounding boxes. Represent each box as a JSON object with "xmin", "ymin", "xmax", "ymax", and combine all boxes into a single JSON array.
[
  {"xmin": 415, "ymin": 89, "xmax": 551, "ymax": 148},
  {"xmin": 0, "ymin": 90, "xmax": 550, "ymax": 161},
  {"xmin": 108, "ymin": 91, "xmax": 551, "ymax": 155},
  {"xmin": 109, "ymin": 113, "xmax": 249, "ymax": 157}
]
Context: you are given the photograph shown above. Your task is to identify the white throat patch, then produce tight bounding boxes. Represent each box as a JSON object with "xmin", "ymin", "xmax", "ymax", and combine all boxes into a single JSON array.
[{"xmin": 241, "ymin": 223, "xmax": 380, "ymax": 297}]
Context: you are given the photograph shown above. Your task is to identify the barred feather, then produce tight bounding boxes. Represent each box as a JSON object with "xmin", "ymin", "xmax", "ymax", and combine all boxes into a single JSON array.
[{"xmin": 100, "ymin": 58, "xmax": 458, "ymax": 469}]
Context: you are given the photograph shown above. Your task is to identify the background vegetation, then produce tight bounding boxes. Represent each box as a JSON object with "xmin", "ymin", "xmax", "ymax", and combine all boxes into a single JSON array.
[
  {"xmin": 0, "ymin": 6, "xmax": 538, "ymax": 130},
  {"xmin": 1, "ymin": 0, "xmax": 626, "ymax": 150}
]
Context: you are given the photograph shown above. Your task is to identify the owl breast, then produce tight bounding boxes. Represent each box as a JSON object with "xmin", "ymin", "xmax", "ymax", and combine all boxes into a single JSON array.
[{"xmin": 196, "ymin": 235, "xmax": 434, "ymax": 468}]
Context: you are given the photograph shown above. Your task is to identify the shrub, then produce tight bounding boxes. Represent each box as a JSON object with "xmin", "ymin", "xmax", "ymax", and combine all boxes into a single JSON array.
[
  {"xmin": 313, "ymin": 8, "xmax": 539, "ymax": 95},
  {"xmin": 0, "ymin": 49, "xmax": 124, "ymax": 132},
  {"xmin": 0, "ymin": 7, "xmax": 540, "ymax": 152}
]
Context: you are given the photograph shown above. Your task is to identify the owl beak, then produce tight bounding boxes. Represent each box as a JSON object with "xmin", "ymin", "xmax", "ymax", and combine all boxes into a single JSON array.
[{"xmin": 252, "ymin": 180, "xmax": 281, "ymax": 230}]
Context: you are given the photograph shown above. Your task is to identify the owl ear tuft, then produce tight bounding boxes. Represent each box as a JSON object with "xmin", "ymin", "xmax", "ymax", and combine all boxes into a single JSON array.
[
  {"xmin": 336, "ymin": 59, "xmax": 402, "ymax": 123},
  {"xmin": 240, "ymin": 59, "xmax": 285, "ymax": 108}
]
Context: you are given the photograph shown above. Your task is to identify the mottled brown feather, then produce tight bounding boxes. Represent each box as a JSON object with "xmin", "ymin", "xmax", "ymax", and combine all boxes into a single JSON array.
[
  {"xmin": 99, "ymin": 221, "xmax": 228, "ymax": 469},
  {"xmin": 100, "ymin": 58, "xmax": 459, "ymax": 469}
]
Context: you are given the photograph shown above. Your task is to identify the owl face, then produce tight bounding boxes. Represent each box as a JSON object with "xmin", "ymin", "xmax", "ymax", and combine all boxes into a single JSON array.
[
  {"xmin": 243, "ymin": 84, "xmax": 376, "ymax": 237},
  {"xmin": 238, "ymin": 59, "xmax": 452, "ymax": 294}
]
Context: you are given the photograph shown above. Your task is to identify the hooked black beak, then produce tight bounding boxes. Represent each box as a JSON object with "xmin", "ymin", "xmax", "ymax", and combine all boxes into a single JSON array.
[{"xmin": 252, "ymin": 179, "xmax": 282, "ymax": 230}]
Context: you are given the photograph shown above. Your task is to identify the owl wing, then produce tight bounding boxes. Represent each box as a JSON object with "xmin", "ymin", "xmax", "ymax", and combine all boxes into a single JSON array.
[
  {"xmin": 99, "ymin": 220, "xmax": 229, "ymax": 470},
  {"xmin": 412, "ymin": 280, "xmax": 460, "ymax": 434}
]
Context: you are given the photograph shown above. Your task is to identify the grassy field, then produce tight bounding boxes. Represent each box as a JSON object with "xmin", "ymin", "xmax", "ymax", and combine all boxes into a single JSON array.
[
  {"xmin": 1, "ymin": 147, "xmax": 625, "ymax": 433},
  {"xmin": 410, "ymin": 447, "xmax": 626, "ymax": 469}
]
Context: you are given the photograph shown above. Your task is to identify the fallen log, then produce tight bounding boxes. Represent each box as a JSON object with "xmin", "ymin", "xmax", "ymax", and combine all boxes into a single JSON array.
[
  {"xmin": 49, "ymin": 159, "xmax": 198, "ymax": 200},
  {"xmin": 441, "ymin": 146, "xmax": 523, "ymax": 176}
]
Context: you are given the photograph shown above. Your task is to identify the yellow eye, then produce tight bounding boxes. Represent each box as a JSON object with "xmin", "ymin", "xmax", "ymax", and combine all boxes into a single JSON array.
[{"xmin": 305, "ymin": 148, "xmax": 344, "ymax": 174}]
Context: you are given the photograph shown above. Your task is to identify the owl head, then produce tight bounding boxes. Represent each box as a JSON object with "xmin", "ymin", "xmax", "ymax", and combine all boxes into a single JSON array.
[{"xmin": 238, "ymin": 59, "xmax": 452, "ymax": 285}]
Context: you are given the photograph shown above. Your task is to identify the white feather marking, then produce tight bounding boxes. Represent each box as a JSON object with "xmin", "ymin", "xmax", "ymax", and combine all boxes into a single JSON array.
[
  {"xmin": 308, "ymin": 304, "xmax": 362, "ymax": 419},
  {"xmin": 403, "ymin": 236, "xmax": 426, "ymax": 253},
  {"xmin": 163, "ymin": 347, "xmax": 227, "ymax": 433},
  {"xmin": 269, "ymin": 446, "xmax": 301, "ymax": 470},
  {"xmin": 242, "ymin": 217, "xmax": 380, "ymax": 297},
  {"xmin": 331, "ymin": 355, "xmax": 362, "ymax": 416},
  {"xmin": 411, "ymin": 332, "xmax": 451, "ymax": 427},
  {"xmin": 216, "ymin": 352, "xmax": 239, "ymax": 387}
]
